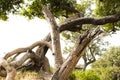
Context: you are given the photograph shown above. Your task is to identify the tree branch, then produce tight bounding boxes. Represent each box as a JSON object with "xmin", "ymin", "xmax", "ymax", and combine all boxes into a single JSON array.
[
  {"xmin": 37, "ymin": 13, "xmax": 120, "ymax": 67},
  {"xmin": 4, "ymin": 41, "xmax": 52, "ymax": 60},
  {"xmin": 52, "ymin": 27, "xmax": 103, "ymax": 80},
  {"xmin": 0, "ymin": 58, "xmax": 16, "ymax": 80},
  {"xmin": 59, "ymin": 13, "xmax": 120, "ymax": 32}
]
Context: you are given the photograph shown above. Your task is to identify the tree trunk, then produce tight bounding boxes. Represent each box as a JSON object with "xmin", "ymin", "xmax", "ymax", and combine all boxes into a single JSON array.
[
  {"xmin": 52, "ymin": 27, "xmax": 103, "ymax": 80},
  {"xmin": 42, "ymin": 6, "xmax": 63, "ymax": 70}
]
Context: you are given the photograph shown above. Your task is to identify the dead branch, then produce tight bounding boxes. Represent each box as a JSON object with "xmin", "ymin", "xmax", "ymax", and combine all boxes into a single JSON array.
[{"xmin": 4, "ymin": 41, "xmax": 52, "ymax": 60}]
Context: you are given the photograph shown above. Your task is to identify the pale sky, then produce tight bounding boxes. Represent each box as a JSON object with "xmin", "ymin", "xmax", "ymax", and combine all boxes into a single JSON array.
[
  {"xmin": 0, "ymin": 14, "xmax": 120, "ymax": 67},
  {"xmin": 0, "ymin": 14, "xmax": 50, "ymax": 57},
  {"xmin": 104, "ymin": 31, "xmax": 120, "ymax": 47}
]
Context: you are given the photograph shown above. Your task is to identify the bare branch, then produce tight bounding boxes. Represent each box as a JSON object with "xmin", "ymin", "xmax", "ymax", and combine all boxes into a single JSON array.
[
  {"xmin": 4, "ymin": 41, "xmax": 51, "ymax": 60},
  {"xmin": 10, "ymin": 52, "xmax": 31, "ymax": 68}
]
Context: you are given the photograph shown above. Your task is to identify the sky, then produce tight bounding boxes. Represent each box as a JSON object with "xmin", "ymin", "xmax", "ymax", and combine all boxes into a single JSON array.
[
  {"xmin": 104, "ymin": 31, "xmax": 120, "ymax": 47},
  {"xmin": 0, "ymin": 14, "xmax": 120, "ymax": 67},
  {"xmin": 0, "ymin": 14, "xmax": 50, "ymax": 57}
]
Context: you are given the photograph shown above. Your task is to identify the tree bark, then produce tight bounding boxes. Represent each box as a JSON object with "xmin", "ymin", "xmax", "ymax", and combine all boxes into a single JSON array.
[
  {"xmin": 4, "ymin": 41, "xmax": 51, "ymax": 60},
  {"xmin": 52, "ymin": 27, "xmax": 103, "ymax": 80},
  {"xmin": 59, "ymin": 13, "xmax": 120, "ymax": 32},
  {"xmin": 0, "ymin": 58, "xmax": 16, "ymax": 80},
  {"xmin": 42, "ymin": 6, "xmax": 63, "ymax": 70},
  {"xmin": 0, "ymin": 41, "xmax": 52, "ymax": 79}
]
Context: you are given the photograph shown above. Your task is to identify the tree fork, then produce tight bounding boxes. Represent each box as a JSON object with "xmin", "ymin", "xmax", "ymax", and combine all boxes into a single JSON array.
[{"xmin": 52, "ymin": 27, "xmax": 103, "ymax": 80}]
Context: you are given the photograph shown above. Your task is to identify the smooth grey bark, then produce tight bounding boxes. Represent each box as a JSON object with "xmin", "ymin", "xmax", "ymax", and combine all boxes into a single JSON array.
[{"xmin": 42, "ymin": 6, "xmax": 63, "ymax": 70}]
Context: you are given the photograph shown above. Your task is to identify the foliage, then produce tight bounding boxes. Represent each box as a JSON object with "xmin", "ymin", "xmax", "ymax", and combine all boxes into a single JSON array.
[
  {"xmin": 0, "ymin": 0, "xmax": 79, "ymax": 20},
  {"xmin": 69, "ymin": 70, "xmax": 100, "ymax": 80},
  {"xmin": 92, "ymin": 46, "xmax": 120, "ymax": 80},
  {"xmin": 95, "ymin": 0, "xmax": 120, "ymax": 31},
  {"xmin": 95, "ymin": 0, "xmax": 120, "ymax": 16},
  {"xmin": 92, "ymin": 46, "xmax": 120, "ymax": 68},
  {"xmin": 92, "ymin": 67, "xmax": 120, "ymax": 80},
  {"xmin": 0, "ymin": 0, "xmax": 24, "ymax": 20},
  {"xmin": 0, "ymin": 0, "xmax": 93, "ymax": 20},
  {"xmin": 0, "ymin": 0, "xmax": 78, "ymax": 20}
]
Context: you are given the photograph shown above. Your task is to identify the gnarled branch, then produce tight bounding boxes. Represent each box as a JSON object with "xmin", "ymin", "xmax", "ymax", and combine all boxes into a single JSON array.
[
  {"xmin": 59, "ymin": 13, "xmax": 120, "ymax": 32},
  {"xmin": 0, "ymin": 58, "xmax": 16, "ymax": 80},
  {"xmin": 4, "ymin": 41, "xmax": 52, "ymax": 60}
]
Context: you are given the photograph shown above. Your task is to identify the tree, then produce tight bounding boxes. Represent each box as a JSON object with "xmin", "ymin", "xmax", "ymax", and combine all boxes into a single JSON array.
[
  {"xmin": 0, "ymin": 0, "xmax": 120, "ymax": 80},
  {"xmin": 91, "ymin": 46, "xmax": 120, "ymax": 80},
  {"xmin": 62, "ymin": 30, "xmax": 108, "ymax": 71},
  {"xmin": 92, "ymin": 46, "xmax": 120, "ymax": 68},
  {"xmin": 95, "ymin": 0, "xmax": 120, "ymax": 32}
]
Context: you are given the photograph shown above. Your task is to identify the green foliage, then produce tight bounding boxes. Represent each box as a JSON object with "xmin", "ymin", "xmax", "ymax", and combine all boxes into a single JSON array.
[
  {"xmin": 0, "ymin": 0, "xmax": 24, "ymax": 20},
  {"xmin": 92, "ymin": 46, "xmax": 120, "ymax": 80},
  {"xmin": 21, "ymin": 0, "xmax": 44, "ymax": 19},
  {"xmin": 95, "ymin": 0, "xmax": 120, "ymax": 16},
  {"xmin": 92, "ymin": 46, "xmax": 120, "ymax": 68},
  {"xmin": 95, "ymin": 0, "xmax": 120, "ymax": 31},
  {"xmin": 21, "ymin": 0, "xmax": 77, "ymax": 19},
  {"xmin": 69, "ymin": 70, "xmax": 100, "ymax": 80},
  {"xmin": 0, "ymin": 0, "xmax": 78, "ymax": 20},
  {"xmin": 106, "ymin": 47, "xmax": 120, "ymax": 66},
  {"xmin": 93, "ymin": 67, "xmax": 120, "ymax": 80},
  {"xmin": 0, "ymin": 0, "xmax": 93, "ymax": 20}
]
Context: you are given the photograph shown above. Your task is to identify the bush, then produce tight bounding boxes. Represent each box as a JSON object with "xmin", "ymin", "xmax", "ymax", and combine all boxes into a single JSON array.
[
  {"xmin": 69, "ymin": 70, "xmax": 100, "ymax": 80},
  {"xmin": 93, "ymin": 67, "xmax": 120, "ymax": 80}
]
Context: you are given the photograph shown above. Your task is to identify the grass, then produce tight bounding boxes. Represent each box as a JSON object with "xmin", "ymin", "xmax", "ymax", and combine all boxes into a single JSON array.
[{"xmin": 0, "ymin": 71, "xmax": 44, "ymax": 80}]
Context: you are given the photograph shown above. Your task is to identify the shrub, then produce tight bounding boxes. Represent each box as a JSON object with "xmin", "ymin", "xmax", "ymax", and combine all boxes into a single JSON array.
[
  {"xmin": 93, "ymin": 67, "xmax": 120, "ymax": 80},
  {"xmin": 69, "ymin": 70, "xmax": 100, "ymax": 80}
]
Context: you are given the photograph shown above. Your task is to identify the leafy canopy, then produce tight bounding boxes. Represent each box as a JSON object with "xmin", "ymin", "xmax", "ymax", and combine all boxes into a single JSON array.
[
  {"xmin": 95, "ymin": 0, "xmax": 120, "ymax": 31},
  {"xmin": 92, "ymin": 46, "xmax": 120, "ymax": 68},
  {"xmin": 0, "ymin": 0, "xmax": 24, "ymax": 20},
  {"xmin": 0, "ymin": 0, "xmax": 79, "ymax": 20}
]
